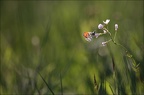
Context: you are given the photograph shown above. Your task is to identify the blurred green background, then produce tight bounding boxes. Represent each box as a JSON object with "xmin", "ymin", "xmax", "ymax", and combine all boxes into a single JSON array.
[{"xmin": 0, "ymin": 1, "xmax": 143, "ymax": 94}]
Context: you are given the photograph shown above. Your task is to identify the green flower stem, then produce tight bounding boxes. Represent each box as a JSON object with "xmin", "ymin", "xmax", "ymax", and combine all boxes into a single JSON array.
[
  {"xmin": 115, "ymin": 42, "xmax": 140, "ymax": 72},
  {"xmin": 104, "ymin": 28, "xmax": 115, "ymax": 44},
  {"xmin": 114, "ymin": 30, "xmax": 117, "ymax": 42},
  {"xmin": 105, "ymin": 29, "xmax": 140, "ymax": 72},
  {"xmin": 105, "ymin": 28, "xmax": 128, "ymax": 52},
  {"xmin": 99, "ymin": 33, "xmax": 106, "ymax": 36},
  {"xmin": 106, "ymin": 39, "xmax": 112, "ymax": 43},
  {"xmin": 102, "ymin": 28, "xmax": 137, "ymax": 68}
]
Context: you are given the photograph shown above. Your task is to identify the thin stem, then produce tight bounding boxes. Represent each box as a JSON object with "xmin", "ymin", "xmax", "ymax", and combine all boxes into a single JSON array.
[
  {"xmin": 60, "ymin": 73, "xmax": 63, "ymax": 95},
  {"xmin": 101, "ymin": 28, "xmax": 136, "ymax": 67},
  {"xmin": 105, "ymin": 29, "xmax": 140, "ymax": 72},
  {"xmin": 106, "ymin": 39, "xmax": 112, "ymax": 43},
  {"xmin": 114, "ymin": 31, "xmax": 117, "ymax": 42},
  {"xmin": 99, "ymin": 32, "xmax": 106, "ymax": 36},
  {"xmin": 115, "ymin": 43, "xmax": 128, "ymax": 52},
  {"xmin": 104, "ymin": 28, "xmax": 115, "ymax": 44},
  {"xmin": 109, "ymin": 84, "xmax": 115, "ymax": 95},
  {"xmin": 38, "ymin": 72, "xmax": 55, "ymax": 95},
  {"xmin": 105, "ymin": 28, "xmax": 128, "ymax": 52}
]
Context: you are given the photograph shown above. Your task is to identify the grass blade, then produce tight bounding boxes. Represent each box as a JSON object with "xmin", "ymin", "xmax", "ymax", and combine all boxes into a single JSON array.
[
  {"xmin": 38, "ymin": 72, "xmax": 54, "ymax": 95},
  {"xmin": 60, "ymin": 73, "xmax": 63, "ymax": 95},
  {"xmin": 109, "ymin": 84, "xmax": 115, "ymax": 95}
]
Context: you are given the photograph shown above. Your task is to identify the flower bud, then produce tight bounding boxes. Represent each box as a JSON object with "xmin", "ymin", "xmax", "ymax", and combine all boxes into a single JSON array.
[
  {"xmin": 103, "ymin": 30, "xmax": 107, "ymax": 34},
  {"xmin": 98, "ymin": 24, "xmax": 104, "ymax": 29},
  {"xmin": 102, "ymin": 41, "xmax": 107, "ymax": 46},
  {"xmin": 115, "ymin": 24, "xmax": 118, "ymax": 31}
]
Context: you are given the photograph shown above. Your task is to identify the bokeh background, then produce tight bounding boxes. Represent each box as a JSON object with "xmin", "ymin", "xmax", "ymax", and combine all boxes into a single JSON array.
[{"xmin": 0, "ymin": 1, "xmax": 143, "ymax": 94}]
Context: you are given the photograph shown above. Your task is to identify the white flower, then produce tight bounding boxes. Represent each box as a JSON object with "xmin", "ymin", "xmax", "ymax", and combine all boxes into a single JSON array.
[
  {"xmin": 103, "ymin": 19, "xmax": 110, "ymax": 25},
  {"xmin": 115, "ymin": 24, "xmax": 118, "ymax": 31},
  {"xmin": 102, "ymin": 41, "xmax": 107, "ymax": 46},
  {"xmin": 98, "ymin": 24, "xmax": 104, "ymax": 29}
]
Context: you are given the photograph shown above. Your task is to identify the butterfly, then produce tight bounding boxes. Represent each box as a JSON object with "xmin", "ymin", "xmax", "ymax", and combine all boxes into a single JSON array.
[{"xmin": 83, "ymin": 31, "xmax": 99, "ymax": 42}]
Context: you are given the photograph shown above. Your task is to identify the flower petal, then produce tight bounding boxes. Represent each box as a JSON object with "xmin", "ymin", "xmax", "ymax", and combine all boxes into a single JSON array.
[{"xmin": 103, "ymin": 19, "xmax": 110, "ymax": 25}]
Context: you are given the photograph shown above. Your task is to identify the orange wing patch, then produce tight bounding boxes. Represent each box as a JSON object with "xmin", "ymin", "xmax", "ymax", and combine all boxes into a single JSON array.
[{"xmin": 83, "ymin": 32, "xmax": 89, "ymax": 38}]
